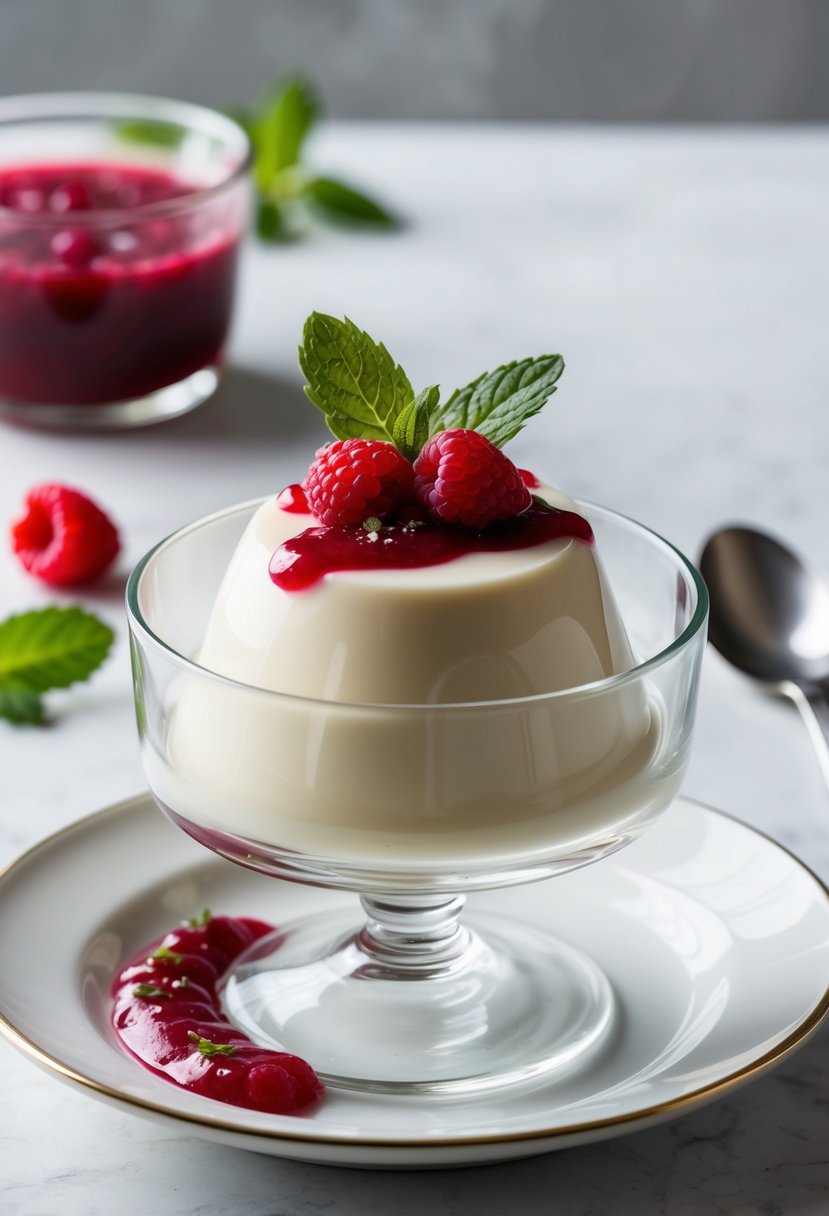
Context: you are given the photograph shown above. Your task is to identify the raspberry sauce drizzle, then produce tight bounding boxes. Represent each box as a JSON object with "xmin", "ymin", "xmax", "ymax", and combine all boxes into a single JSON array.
[
  {"xmin": 276, "ymin": 484, "xmax": 310, "ymax": 513},
  {"xmin": 270, "ymin": 500, "xmax": 594, "ymax": 592},
  {"xmin": 111, "ymin": 914, "xmax": 324, "ymax": 1114}
]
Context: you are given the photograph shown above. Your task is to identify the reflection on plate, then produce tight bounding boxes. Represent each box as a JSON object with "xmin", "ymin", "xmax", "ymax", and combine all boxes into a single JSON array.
[{"xmin": 0, "ymin": 794, "xmax": 827, "ymax": 1169}]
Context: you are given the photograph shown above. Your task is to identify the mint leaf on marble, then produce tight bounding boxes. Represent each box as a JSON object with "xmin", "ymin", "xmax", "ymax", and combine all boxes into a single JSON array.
[
  {"xmin": 255, "ymin": 77, "xmax": 319, "ymax": 183},
  {"xmin": 0, "ymin": 606, "xmax": 114, "ymax": 727},
  {"xmin": 437, "ymin": 356, "xmax": 564, "ymax": 449},
  {"xmin": 300, "ymin": 313, "xmax": 416, "ymax": 443},
  {"xmin": 0, "ymin": 689, "xmax": 44, "ymax": 725},
  {"xmin": 231, "ymin": 75, "xmax": 398, "ymax": 242},
  {"xmin": 256, "ymin": 197, "xmax": 288, "ymax": 243},
  {"xmin": 303, "ymin": 176, "xmax": 396, "ymax": 227}
]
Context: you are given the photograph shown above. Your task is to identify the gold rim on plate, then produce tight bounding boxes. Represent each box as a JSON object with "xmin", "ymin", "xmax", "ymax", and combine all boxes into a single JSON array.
[{"xmin": 1, "ymin": 794, "xmax": 828, "ymax": 1150}]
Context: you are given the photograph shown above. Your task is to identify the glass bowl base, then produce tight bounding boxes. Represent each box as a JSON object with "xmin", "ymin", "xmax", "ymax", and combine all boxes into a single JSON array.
[
  {"xmin": 0, "ymin": 365, "xmax": 219, "ymax": 431},
  {"xmin": 220, "ymin": 905, "xmax": 615, "ymax": 1096}
]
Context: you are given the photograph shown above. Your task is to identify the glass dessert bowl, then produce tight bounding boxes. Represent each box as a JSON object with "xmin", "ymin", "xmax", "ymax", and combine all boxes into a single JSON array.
[
  {"xmin": 0, "ymin": 92, "xmax": 251, "ymax": 430},
  {"xmin": 127, "ymin": 495, "xmax": 707, "ymax": 1095}
]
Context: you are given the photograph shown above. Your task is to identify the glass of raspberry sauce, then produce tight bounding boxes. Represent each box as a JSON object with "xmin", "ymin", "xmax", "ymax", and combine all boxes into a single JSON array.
[{"xmin": 0, "ymin": 93, "xmax": 251, "ymax": 429}]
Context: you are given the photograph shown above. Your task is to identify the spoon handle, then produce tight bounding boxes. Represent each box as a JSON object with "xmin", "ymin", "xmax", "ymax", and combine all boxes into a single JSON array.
[{"xmin": 785, "ymin": 682, "xmax": 829, "ymax": 788}]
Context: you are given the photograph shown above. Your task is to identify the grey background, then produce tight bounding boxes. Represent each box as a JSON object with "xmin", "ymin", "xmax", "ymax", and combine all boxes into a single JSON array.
[{"xmin": 2, "ymin": 0, "xmax": 829, "ymax": 121}]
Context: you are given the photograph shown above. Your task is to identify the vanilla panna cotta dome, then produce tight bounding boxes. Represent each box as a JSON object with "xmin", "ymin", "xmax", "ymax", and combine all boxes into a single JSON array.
[{"xmin": 158, "ymin": 485, "xmax": 662, "ymax": 870}]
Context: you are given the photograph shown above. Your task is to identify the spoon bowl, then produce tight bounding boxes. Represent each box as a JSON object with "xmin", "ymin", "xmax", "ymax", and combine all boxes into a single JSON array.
[
  {"xmin": 700, "ymin": 524, "xmax": 829, "ymax": 785},
  {"xmin": 700, "ymin": 526, "xmax": 829, "ymax": 685}
]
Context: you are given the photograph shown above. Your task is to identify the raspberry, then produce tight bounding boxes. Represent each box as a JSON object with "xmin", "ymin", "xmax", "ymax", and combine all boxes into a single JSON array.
[
  {"xmin": 304, "ymin": 439, "xmax": 415, "ymax": 526},
  {"xmin": 413, "ymin": 429, "xmax": 532, "ymax": 529},
  {"xmin": 11, "ymin": 483, "xmax": 120, "ymax": 587}
]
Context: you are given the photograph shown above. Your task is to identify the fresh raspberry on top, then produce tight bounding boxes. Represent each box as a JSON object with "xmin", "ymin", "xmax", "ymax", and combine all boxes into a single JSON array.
[
  {"xmin": 304, "ymin": 439, "xmax": 415, "ymax": 526},
  {"xmin": 11, "ymin": 483, "xmax": 120, "ymax": 587},
  {"xmin": 414, "ymin": 429, "xmax": 532, "ymax": 529}
]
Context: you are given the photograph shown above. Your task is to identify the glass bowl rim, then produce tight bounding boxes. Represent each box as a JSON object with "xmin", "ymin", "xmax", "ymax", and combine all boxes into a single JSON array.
[
  {"xmin": 0, "ymin": 91, "xmax": 252, "ymax": 224},
  {"xmin": 125, "ymin": 495, "xmax": 709, "ymax": 713}
]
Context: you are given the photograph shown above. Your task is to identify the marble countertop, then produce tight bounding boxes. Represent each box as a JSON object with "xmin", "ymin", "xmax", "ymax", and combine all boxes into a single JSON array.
[{"xmin": 1, "ymin": 124, "xmax": 828, "ymax": 1215}]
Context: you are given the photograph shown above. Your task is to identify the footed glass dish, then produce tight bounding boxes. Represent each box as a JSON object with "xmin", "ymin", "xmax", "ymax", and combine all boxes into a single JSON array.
[{"xmin": 127, "ymin": 498, "xmax": 708, "ymax": 1094}]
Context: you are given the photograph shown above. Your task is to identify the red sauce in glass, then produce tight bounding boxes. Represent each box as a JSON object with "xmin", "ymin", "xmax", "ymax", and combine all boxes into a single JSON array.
[
  {"xmin": 0, "ymin": 163, "xmax": 241, "ymax": 405},
  {"xmin": 111, "ymin": 913, "xmax": 324, "ymax": 1115}
]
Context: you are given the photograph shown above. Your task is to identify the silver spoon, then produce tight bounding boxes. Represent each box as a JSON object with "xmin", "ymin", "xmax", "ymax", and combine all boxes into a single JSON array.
[{"xmin": 699, "ymin": 525, "xmax": 829, "ymax": 786}]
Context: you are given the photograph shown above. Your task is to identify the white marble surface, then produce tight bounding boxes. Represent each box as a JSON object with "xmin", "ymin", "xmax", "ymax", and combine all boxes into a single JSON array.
[{"xmin": 1, "ymin": 124, "xmax": 828, "ymax": 1214}]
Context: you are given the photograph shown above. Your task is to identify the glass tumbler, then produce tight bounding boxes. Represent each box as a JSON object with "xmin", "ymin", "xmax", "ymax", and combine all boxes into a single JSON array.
[{"xmin": 0, "ymin": 92, "xmax": 251, "ymax": 430}]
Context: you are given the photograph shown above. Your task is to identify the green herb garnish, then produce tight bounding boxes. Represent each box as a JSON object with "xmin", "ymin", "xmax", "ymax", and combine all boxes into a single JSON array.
[
  {"xmin": 0, "ymin": 607, "xmax": 114, "ymax": 727},
  {"xmin": 133, "ymin": 984, "xmax": 171, "ymax": 1000},
  {"xmin": 185, "ymin": 909, "xmax": 211, "ymax": 927},
  {"xmin": 187, "ymin": 1031, "xmax": 237, "ymax": 1057},
  {"xmin": 232, "ymin": 76, "xmax": 397, "ymax": 242},
  {"xmin": 148, "ymin": 946, "xmax": 183, "ymax": 965},
  {"xmin": 362, "ymin": 517, "xmax": 383, "ymax": 533},
  {"xmin": 299, "ymin": 312, "xmax": 564, "ymax": 460}
]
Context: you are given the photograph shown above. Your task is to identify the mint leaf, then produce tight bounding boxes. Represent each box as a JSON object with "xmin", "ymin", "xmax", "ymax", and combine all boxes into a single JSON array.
[
  {"xmin": 187, "ymin": 1031, "xmax": 237, "ymax": 1057},
  {"xmin": 438, "ymin": 356, "xmax": 564, "ymax": 449},
  {"xmin": 113, "ymin": 119, "xmax": 185, "ymax": 149},
  {"xmin": 231, "ymin": 75, "xmax": 398, "ymax": 243},
  {"xmin": 0, "ymin": 607, "xmax": 113, "ymax": 698},
  {"xmin": 299, "ymin": 313, "xmax": 415, "ymax": 443},
  {"xmin": 0, "ymin": 689, "xmax": 44, "ymax": 725},
  {"xmin": 304, "ymin": 176, "xmax": 396, "ymax": 227},
  {"xmin": 256, "ymin": 197, "xmax": 289, "ymax": 243},
  {"xmin": 186, "ymin": 909, "xmax": 211, "ymax": 927},
  {"xmin": 255, "ymin": 77, "xmax": 318, "ymax": 186},
  {"xmin": 393, "ymin": 384, "xmax": 439, "ymax": 461}
]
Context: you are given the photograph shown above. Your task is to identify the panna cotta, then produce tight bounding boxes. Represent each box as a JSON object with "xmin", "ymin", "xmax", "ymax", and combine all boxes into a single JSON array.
[
  {"xmin": 146, "ymin": 486, "xmax": 667, "ymax": 874},
  {"xmin": 140, "ymin": 313, "xmax": 676, "ymax": 877},
  {"xmin": 195, "ymin": 484, "xmax": 630, "ymax": 703}
]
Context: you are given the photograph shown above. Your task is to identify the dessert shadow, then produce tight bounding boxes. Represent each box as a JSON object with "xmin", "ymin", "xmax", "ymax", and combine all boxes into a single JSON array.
[{"xmin": 155, "ymin": 366, "xmax": 328, "ymax": 447}]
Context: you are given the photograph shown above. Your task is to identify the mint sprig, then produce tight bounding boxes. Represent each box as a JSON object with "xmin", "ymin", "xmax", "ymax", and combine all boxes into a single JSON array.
[
  {"xmin": 299, "ymin": 312, "xmax": 564, "ymax": 459},
  {"xmin": 231, "ymin": 77, "xmax": 397, "ymax": 242},
  {"xmin": 252, "ymin": 78, "xmax": 318, "ymax": 186},
  {"xmin": 304, "ymin": 176, "xmax": 395, "ymax": 227},
  {"xmin": 0, "ymin": 607, "xmax": 114, "ymax": 727},
  {"xmin": 392, "ymin": 385, "xmax": 439, "ymax": 462},
  {"xmin": 439, "ymin": 356, "xmax": 564, "ymax": 449},
  {"xmin": 300, "ymin": 313, "xmax": 416, "ymax": 446}
]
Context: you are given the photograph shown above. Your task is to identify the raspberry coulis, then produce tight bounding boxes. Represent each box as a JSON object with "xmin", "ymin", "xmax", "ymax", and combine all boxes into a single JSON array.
[
  {"xmin": 270, "ymin": 493, "xmax": 594, "ymax": 591},
  {"xmin": 0, "ymin": 162, "xmax": 240, "ymax": 405},
  {"xmin": 111, "ymin": 913, "xmax": 324, "ymax": 1115}
]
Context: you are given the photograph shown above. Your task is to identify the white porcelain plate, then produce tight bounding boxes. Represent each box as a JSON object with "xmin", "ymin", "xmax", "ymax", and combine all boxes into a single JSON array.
[{"xmin": 1, "ymin": 794, "xmax": 828, "ymax": 1169}]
